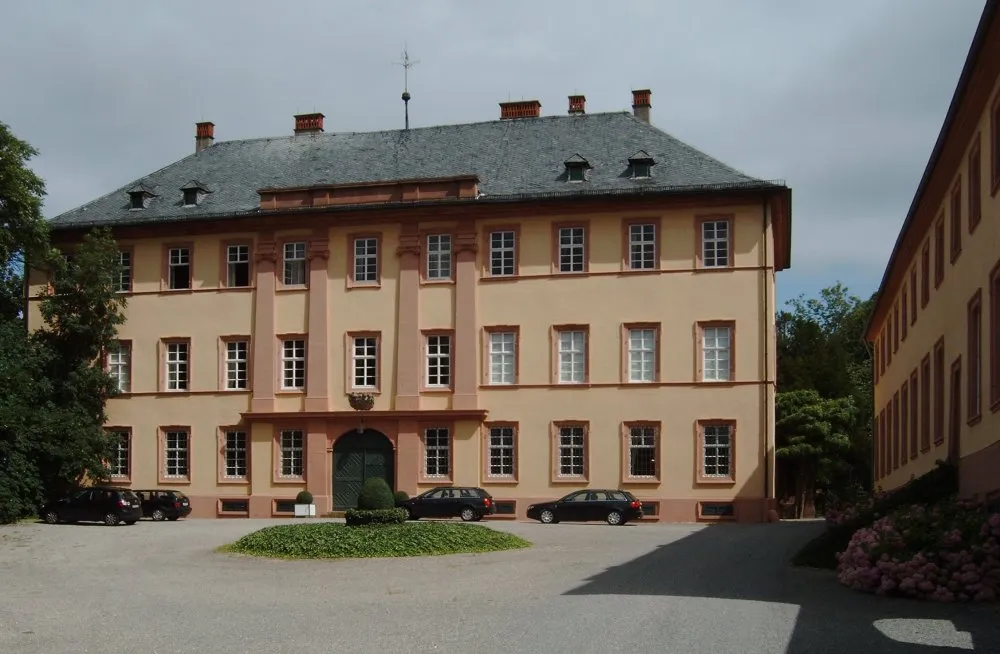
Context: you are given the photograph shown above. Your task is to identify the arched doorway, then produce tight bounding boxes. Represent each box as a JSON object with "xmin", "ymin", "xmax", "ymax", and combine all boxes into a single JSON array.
[{"xmin": 332, "ymin": 429, "xmax": 395, "ymax": 510}]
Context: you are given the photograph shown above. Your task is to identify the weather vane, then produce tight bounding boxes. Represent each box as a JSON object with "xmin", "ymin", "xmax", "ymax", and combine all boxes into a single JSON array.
[{"xmin": 393, "ymin": 45, "xmax": 419, "ymax": 130}]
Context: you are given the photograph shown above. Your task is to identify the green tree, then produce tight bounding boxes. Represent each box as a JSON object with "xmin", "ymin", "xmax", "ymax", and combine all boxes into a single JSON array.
[{"xmin": 776, "ymin": 389, "xmax": 856, "ymax": 518}]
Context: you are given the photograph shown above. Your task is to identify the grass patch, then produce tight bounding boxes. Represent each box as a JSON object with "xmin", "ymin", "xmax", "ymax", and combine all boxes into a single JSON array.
[{"xmin": 219, "ymin": 521, "xmax": 532, "ymax": 560}]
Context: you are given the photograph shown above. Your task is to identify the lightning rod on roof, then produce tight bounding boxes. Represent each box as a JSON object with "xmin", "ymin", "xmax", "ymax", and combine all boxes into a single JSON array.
[{"xmin": 393, "ymin": 44, "xmax": 420, "ymax": 130}]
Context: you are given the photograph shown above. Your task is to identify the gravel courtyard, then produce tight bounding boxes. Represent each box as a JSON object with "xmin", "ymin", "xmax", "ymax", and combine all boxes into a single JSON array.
[{"xmin": 2, "ymin": 518, "xmax": 999, "ymax": 653}]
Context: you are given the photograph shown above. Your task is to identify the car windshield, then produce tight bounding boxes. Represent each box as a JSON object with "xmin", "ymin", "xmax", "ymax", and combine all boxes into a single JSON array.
[{"xmin": 165, "ymin": 491, "xmax": 188, "ymax": 500}]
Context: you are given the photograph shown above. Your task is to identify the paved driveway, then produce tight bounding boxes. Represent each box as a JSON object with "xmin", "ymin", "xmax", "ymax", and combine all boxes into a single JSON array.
[{"xmin": 1, "ymin": 518, "xmax": 999, "ymax": 653}]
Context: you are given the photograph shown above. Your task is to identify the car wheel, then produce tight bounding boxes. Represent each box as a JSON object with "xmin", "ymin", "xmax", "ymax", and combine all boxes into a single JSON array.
[
  {"xmin": 539, "ymin": 509, "xmax": 555, "ymax": 524},
  {"xmin": 167, "ymin": 516, "xmax": 180, "ymax": 521},
  {"xmin": 104, "ymin": 512, "xmax": 120, "ymax": 526},
  {"xmin": 460, "ymin": 507, "xmax": 476, "ymax": 522},
  {"xmin": 151, "ymin": 509, "xmax": 165, "ymax": 521},
  {"xmin": 606, "ymin": 510, "xmax": 624, "ymax": 526},
  {"xmin": 403, "ymin": 507, "xmax": 417, "ymax": 520},
  {"xmin": 43, "ymin": 510, "xmax": 60, "ymax": 525}
]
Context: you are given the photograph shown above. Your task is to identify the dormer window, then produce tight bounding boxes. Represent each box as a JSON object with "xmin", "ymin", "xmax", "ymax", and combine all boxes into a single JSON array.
[
  {"xmin": 628, "ymin": 150, "xmax": 655, "ymax": 179},
  {"xmin": 129, "ymin": 192, "xmax": 145, "ymax": 210},
  {"xmin": 127, "ymin": 183, "xmax": 157, "ymax": 210},
  {"xmin": 564, "ymin": 154, "xmax": 591, "ymax": 183},
  {"xmin": 180, "ymin": 180, "xmax": 211, "ymax": 207}
]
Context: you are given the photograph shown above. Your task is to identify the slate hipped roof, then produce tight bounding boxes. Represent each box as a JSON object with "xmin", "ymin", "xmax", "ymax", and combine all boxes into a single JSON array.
[{"xmin": 49, "ymin": 111, "xmax": 784, "ymax": 229}]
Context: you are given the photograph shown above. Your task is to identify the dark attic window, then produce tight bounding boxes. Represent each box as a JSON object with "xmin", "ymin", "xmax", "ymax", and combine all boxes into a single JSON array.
[
  {"xmin": 129, "ymin": 192, "xmax": 145, "ymax": 210},
  {"xmin": 564, "ymin": 154, "xmax": 591, "ymax": 183},
  {"xmin": 183, "ymin": 188, "xmax": 198, "ymax": 207},
  {"xmin": 632, "ymin": 162, "xmax": 651, "ymax": 179},
  {"xmin": 568, "ymin": 165, "xmax": 586, "ymax": 182},
  {"xmin": 628, "ymin": 150, "xmax": 655, "ymax": 179}
]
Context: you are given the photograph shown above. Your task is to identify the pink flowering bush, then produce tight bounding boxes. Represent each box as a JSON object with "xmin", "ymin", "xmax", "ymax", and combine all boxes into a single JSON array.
[{"xmin": 837, "ymin": 498, "xmax": 1000, "ymax": 602}]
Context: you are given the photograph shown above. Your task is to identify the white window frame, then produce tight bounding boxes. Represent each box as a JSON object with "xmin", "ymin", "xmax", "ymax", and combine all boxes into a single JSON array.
[
  {"xmin": 628, "ymin": 223, "xmax": 656, "ymax": 270},
  {"xmin": 226, "ymin": 244, "xmax": 251, "ymax": 287},
  {"xmin": 164, "ymin": 430, "xmax": 189, "ymax": 478},
  {"xmin": 168, "ymin": 247, "xmax": 191, "ymax": 289},
  {"xmin": 283, "ymin": 242, "xmax": 307, "ymax": 286},
  {"xmin": 558, "ymin": 426, "xmax": 585, "ymax": 477},
  {"xmin": 107, "ymin": 341, "xmax": 131, "ymax": 393},
  {"xmin": 702, "ymin": 326, "xmax": 732, "ymax": 382},
  {"xmin": 487, "ymin": 426, "xmax": 515, "ymax": 478},
  {"xmin": 224, "ymin": 430, "xmax": 248, "ymax": 479},
  {"xmin": 628, "ymin": 328, "xmax": 656, "ymax": 383},
  {"xmin": 488, "ymin": 331, "xmax": 516, "ymax": 385},
  {"xmin": 558, "ymin": 330, "xmax": 586, "ymax": 384},
  {"xmin": 425, "ymin": 334, "xmax": 451, "ymax": 388},
  {"xmin": 225, "ymin": 340, "xmax": 249, "ymax": 390},
  {"xmin": 279, "ymin": 429, "xmax": 304, "ymax": 477},
  {"xmin": 165, "ymin": 342, "xmax": 189, "ymax": 391},
  {"xmin": 117, "ymin": 249, "xmax": 132, "ymax": 293},
  {"xmin": 353, "ymin": 237, "xmax": 379, "ymax": 283},
  {"xmin": 281, "ymin": 339, "xmax": 306, "ymax": 390},
  {"xmin": 557, "ymin": 227, "xmax": 585, "ymax": 273},
  {"xmin": 352, "ymin": 336, "xmax": 378, "ymax": 389},
  {"xmin": 489, "ymin": 230, "xmax": 516, "ymax": 276},
  {"xmin": 628, "ymin": 426, "xmax": 657, "ymax": 478},
  {"xmin": 426, "ymin": 234, "xmax": 452, "ymax": 280},
  {"xmin": 424, "ymin": 428, "xmax": 450, "ymax": 477},
  {"xmin": 702, "ymin": 424, "xmax": 732, "ymax": 478},
  {"xmin": 701, "ymin": 220, "xmax": 730, "ymax": 268},
  {"xmin": 109, "ymin": 431, "xmax": 130, "ymax": 478}
]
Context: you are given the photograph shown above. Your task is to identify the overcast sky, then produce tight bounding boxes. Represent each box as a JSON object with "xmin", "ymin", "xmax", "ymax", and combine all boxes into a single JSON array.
[{"xmin": 0, "ymin": 0, "xmax": 987, "ymax": 306}]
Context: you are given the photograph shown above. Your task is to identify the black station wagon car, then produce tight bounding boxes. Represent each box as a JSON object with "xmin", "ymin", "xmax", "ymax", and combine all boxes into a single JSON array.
[
  {"xmin": 41, "ymin": 486, "xmax": 142, "ymax": 526},
  {"xmin": 135, "ymin": 489, "xmax": 192, "ymax": 521},
  {"xmin": 526, "ymin": 489, "xmax": 644, "ymax": 525},
  {"xmin": 400, "ymin": 486, "xmax": 496, "ymax": 521}
]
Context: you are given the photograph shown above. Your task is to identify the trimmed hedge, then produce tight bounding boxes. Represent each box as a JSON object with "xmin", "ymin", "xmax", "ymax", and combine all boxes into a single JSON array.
[
  {"xmin": 394, "ymin": 490, "xmax": 410, "ymax": 505},
  {"xmin": 345, "ymin": 508, "xmax": 406, "ymax": 526},
  {"xmin": 295, "ymin": 490, "xmax": 313, "ymax": 504},
  {"xmin": 357, "ymin": 478, "xmax": 394, "ymax": 510}
]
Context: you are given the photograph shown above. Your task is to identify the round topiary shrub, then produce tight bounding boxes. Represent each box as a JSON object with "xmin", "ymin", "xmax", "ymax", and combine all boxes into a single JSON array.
[
  {"xmin": 295, "ymin": 490, "xmax": 313, "ymax": 505},
  {"xmin": 394, "ymin": 490, "xmax": 409, "ymax": 506},
  {"xmin": 357, "ymin": 478, "xmax": 394, "ymax": 510}
]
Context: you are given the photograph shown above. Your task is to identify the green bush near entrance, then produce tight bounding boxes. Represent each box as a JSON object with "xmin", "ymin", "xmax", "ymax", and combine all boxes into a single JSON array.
[
  {"xmin": 357, "ymin": 478, "xmax": 394, "ymax": 510},
  {"xmin": 220, "ymin": 522, "xmax": 532, "ymax": 559},
  {"xmin": 393, "ymin": 490, "xmax": 409, "ymax": 505},
  {"xmin": 345, "ymin": 508, "xmax": 406, "ymax": 526}
]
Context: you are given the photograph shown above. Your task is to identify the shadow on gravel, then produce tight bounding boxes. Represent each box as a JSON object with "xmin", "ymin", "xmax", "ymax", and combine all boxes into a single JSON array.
[{"xmin": 565, "ymin": 521, "xmax": 1000, "ymax": 653}]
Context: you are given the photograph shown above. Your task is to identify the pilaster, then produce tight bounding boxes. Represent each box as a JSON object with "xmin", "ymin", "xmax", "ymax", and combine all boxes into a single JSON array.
[
  {"xmin": 250, "ymin": 238, "xmax": 277, "ymax": 413},
  {"xmin": 453, "ymin": 230, "xmax": 479, "ymax": 410},
  {"xmin": 395, "ymin": 228, "xmax": 421, "ymax": 411},
  {"xmin": 304, "ymin": 234, "xmax": 330, "ymax": 412}
]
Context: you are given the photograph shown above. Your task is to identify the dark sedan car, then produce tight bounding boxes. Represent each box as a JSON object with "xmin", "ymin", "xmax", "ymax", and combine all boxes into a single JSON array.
[
  {"xmin": 527, "ymin": 489, "xmax": 644, "ymax": 525},
  {"xmin": 41, "ymin": 486, "xmax": 142, "ymax": 526},
  {"xmin": 135, "ymin": 489, "xmax": 192, "ymax": 521},
  {"xmin": 400, "ymin": 486, "xmax": 496, "ymax": 521}
]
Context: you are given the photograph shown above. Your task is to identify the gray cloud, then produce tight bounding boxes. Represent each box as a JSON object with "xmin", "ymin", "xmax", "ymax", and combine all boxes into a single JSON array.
[{"xmin": 0, "ymin": 0, "xmax": 987, "ymax": 296}]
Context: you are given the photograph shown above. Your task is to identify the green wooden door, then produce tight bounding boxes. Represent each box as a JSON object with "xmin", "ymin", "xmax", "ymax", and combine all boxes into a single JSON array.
[{"xmin": 332, "ymin": 430, "xmax": 394, "ymax": 510}]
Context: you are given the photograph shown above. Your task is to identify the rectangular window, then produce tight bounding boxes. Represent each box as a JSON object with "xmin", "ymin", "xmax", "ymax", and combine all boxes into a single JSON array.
[
  {"xmin": 226, "ymin": 244, "xmax": 251, "ymax": 287},
  {"xmin": 993, "ymin": 99, "xmax": 1000, "ymax": 191},
  {"xmin": 557, "ymin": 425, "xmax": 585, "ymax": 477},
  {"xmin": 426, "ymin": 234, "xmax": 452, "ymax": 280},
  {"xmin": 968, "ymin": 291, "xmax": 982, "ymax": 422},
  {"xmin": 424, "ymin": 427, "xmax": 450, "ymax": 477},
  {"xmin": 165, "ymin": 341, "xmax": 189, "ymax": 391},
  {"xmin": 627, "ymin": 327, "xmax": 657, "ymax": 382},
  {"xmin": 991, "ymin": 264, "xmax": 1000, "ymax": 408},
  {"xmin": 489, "ymin": 230, "xmax": 516, "ymax": 276},
  {"xmin": 628, "ymin": 425, "xmax": 657, "ymax": 477},
  {"xmin": 900, "ymin": 382, "xmax": 909, "ymax": 464},
  {"xmin": 910, "ymin": 267, "xmax": 918, "ymax": 325},
  {"xmin": 164, "ymin": 430, "xmax": 189, "ymax": 478},
  {"xmin": 107, "ymin": 341, "xmax": 131, "ymax": 393},
  {"xmin": 893, "ymin": 302, "xmax": 899, "ymax": 353},
  {"xmin": 701, "ymin": 423, "xmax": 732, "ymax": 479},
  {"xmin": 874, "ymin": 337, "xmax": 881, "ymax": 384},
  {"xmin": 108, "ymin": 430, "xmax": 130, "ymax": 478},
  {"xmin": 950, "ymin": 180, "xmax": 962, "ymax": 262},
  {"xmin": 949, "ymin": 359, "xmax": 962, "ymax": 461},
  {"xmin": 933, "ymin": 339, "xmax": 945, "ymax": 445},
  {"xmin": 282, "ymin": 242, "xmax": 306, "ymax": 286},
  {"xmin": 488, "ymin": 331, "xmax": 516, "ymax": 385},
  {"xmin": 901, "ymin": 288, "xmax": 909, "ymax": 341},
  {"xmin": 909, "ymin": 369, "xmax": 919, "ymax": 459},
  {"xmin": 921, "ymin": 354, "xmax": 932, "ymax": 451},
  {"xmin": 969, "ymin": 139, "xmax": 982, "ymax": 231},
  {"xmin": 628, "ymin": 223, "xmax": 656, "ymax": 270},
  {"xmin": 281, "ymin": 339, "xmax": 306, "ymax": 390},
  {"xmin": 878, "ymin": 408, "xmax": 886, "ymax": 477},
  {"xmin": 425, "ymin": 334, "xmax": 451, "ymax": 388},
  {"xmin": 921, "ymin": 242, "xmax": 930, "ymax": 307},
  {"xmin": 892, "ymin": 391, "xmax": 900, "ymax": 469},
  {"xmin": 353, "ymin": 237, "xmax": 379, "ymax": 284},
  {"xmin": 224, "ymin": 430, "xmax": 247, "ymax": 478},
  {"xmin": 279, "ymin": 429, "xmax": 304, "ymax": 477},
  {"xmin": 934, "ymin": 217, "xmax": 945, "ymax": 288},
  {"xmin": 701, "ymin": 324, "xmax": 733, "ymax": 382},
  {"xmin": 351, "ymin": 336, "xmax": 378, "ymax": 389},
  {"xmin": 117, "ymin": 249, "xmax": 132, "ymax": 293},
  {"xmin": 487, "ymin": 426, "xmax": 515, "ymax": 478},
  {"xmin": 168, "ymin": 247, "xmax": 191, "ymax": 290},
  {"xmin": 701, "ymin": 219, "xmax": 730, "ymax": 268},
  {"xmin": 225, "ymin": 340, "xmax": 249, "ymax": 390},
  {"xmin": 557, "ymin": 226, "xmax": 586, "ymax": 273},
  {"xmin": 557, "ymin": 329, "xmax": 587, "ymax": 384}
]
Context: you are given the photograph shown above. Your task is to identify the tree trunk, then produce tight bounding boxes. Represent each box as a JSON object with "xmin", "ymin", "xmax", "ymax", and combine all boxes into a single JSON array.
[{"xmin": 795, "ymin": 466, "xmax": 817, "ymax": 519}]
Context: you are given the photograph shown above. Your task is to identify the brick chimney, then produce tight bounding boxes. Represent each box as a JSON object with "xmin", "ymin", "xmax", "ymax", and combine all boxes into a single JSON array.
[
  {"xmin": 294, "ymin": 112, "xmax": 325, "ymax": 134},
  {"xmin": 499, "ymin": 100, "xmax": 541, "ymax": 120},
  {"xmin": 632, "ymin": 89, "xmax": 651, "ymax": 123},
  {"xmin": 195, "ymin": 122, "xmax": 215, "ymax": 153},
  {"xmin": 568, "ymin": 95, "xmax": 586, "ymax": 115}
]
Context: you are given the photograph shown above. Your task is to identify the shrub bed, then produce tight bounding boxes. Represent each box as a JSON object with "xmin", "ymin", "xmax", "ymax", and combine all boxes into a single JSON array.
[
  {"xmin": 837, "ymin": 498, "xmax": 1000, "ymax": 602},
  {"xmin": 221, "ymin": 522, "xmax": 531, "ymax": 559},
  {"xmin": 345, "ymin": 508, "xmax": 406, "ymax": 526}
]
